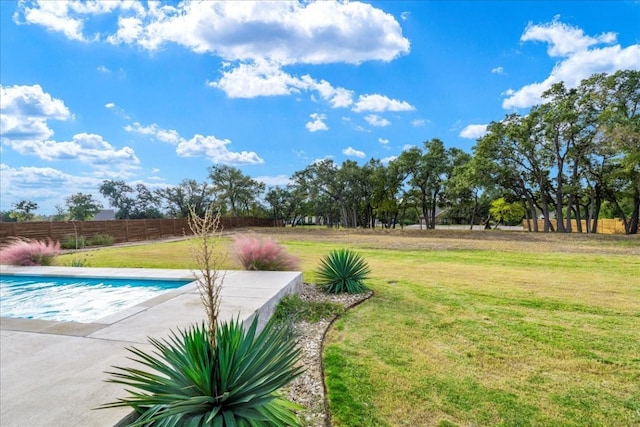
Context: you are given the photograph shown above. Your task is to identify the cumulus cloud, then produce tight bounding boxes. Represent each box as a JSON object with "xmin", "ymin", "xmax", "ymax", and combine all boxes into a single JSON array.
[
  {"xmin": 126, "ymin": 121, "xmax": 264, "ymax": 165},
  {"xmin": 104, "ymin": 102, "xmax": 115, "ymax": 109},
  {"xmin": 491, "ymin": 66, "xmax": 504, "ymax": 74},
  {"xmin": 0, "ymin": 84, "xmax": 72, "ymax": 141},
  {"xmin": 208, "ymin": 60, "xmax": 355, "ymax": 108},
  {"xmin": 364, "ymin": 114, "xmax": 391, "ymax": 127},
  {"xmin": 381, "ymin": 155, "xmax": 397, "ymax": 164},
  {"xmin": 459, "ymin": 124, "xmax": 488, "ymax": 139},
  {"xmin": 411, "ymin": 119, "xmax": 427, "ymax": 127},
  {"xmin": 4, "ymin": 132, "xmax": 139, "ymax": 166},
  {"xmin": 503, "ymin": 19, "xmax": 640, "ymax": 109},
  {"xmin": 378, "ymin": 137, "xmax": 389, "ymax": 145},
  {"xmin": 352, "ymin": 94, "xmax": 415, "ymax": 113},
  {"xmin": 17, "ymin": 1, "xmax": 409, "ymax": 65},
  {"xmin": 305, "ymin": 113, "xmax": 329, "ymax": 132},
  {"xmin": 255, "ymin": 175, "xmax": 291, "ymax": 186},
  {"xmin": 342, "ymin": 146, "xmax": 365, "ymax": 158},
  {"xmin": 176, "ymin": 134, "xmax": 264, "ymax": 164},
  {"xmin": 0, "ymin": 163, "xmax": 103, "ymax": 212}
]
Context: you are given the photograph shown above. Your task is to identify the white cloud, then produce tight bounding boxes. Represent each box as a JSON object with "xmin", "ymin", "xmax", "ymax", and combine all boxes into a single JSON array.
[
  {"xmin": 176, "ymin": 135, "xmax": 264, "ymax": 165},
  {"xmin": 381, "ymin": 155, "xmax": 398, "ymax": 164},
  {"xmin": 503, "ymin": 19, "xmax": 640, "ymax": 109},
  {"xmin": 104, "ymin": 102, "xmax": 115, "ymax": 109},
  {"xmin": 97, "ymin": 65, "xmax": 110, "ymax": 73},
  {"xmin": 0, "ymin": 84, "xmax": 72, "ymax": 140},
  {"xmin": 491, "ymin": 66, "xmax": 504, "ymax": 74},
  {"xmin": 400, "ymin": 12, "xmax": 410, "ymax": 21},
  {"xmin": 125, "ymin": 122, "xmax": 181, "ymax": 144},
  {"xmin": 378, "ymin": 137, "xmax": 389, "ymax": 145},
  {"xmin": 364, "ymin": 114, "xmax": 391, "ymax": 127},
  {"xmin": 305, "ymin": 113, "xmax": 329, "ymax": 132},
  {"xmin": 352, "ymin": 94, "xmax": 415, "ymax": 113},
  {"xmin": 521, "ymin": 18, "xmax": 617, "ymax": 57},
  {"xmin": 209, "ymin": 60, "xmax": 354, "ymax": 108},
  {"xmin": 126, "ymin": 120, "xmax": 264, "ymax": 165},
  {"xmin": 14, "ymin": 1, "xmax": 143, "ymax": 42},
  {"xmin": 0, "ymin": 163, "xmax": 104, "ymax": 212},
  {"xmin": 4, "ymin": 133, "xmax": 139, "ymax": 167},
  {"xmin": 18, "ymin": 1, "xmax": 409, "ymax": 65},
  {"xmin": 103, "ymin": 1, "xmax": 410, "ymax": 65},
  {"xmin": 402, "ymin": 144, "xmax": 415, "ymax": 151},
  {"xmin": 255, "ymin": 175, "xmax": 291, "ymax": 186},
  {"xmin": 342, "ymin": 146, "xmax": 365, "ymax": 158},
  {"xmin": 459, "ymin": 124, "xmax": 488, "ymax": 139},
  {"xmin": 411, "ymin": 119, "xmax": 427, "ymax": 127}
]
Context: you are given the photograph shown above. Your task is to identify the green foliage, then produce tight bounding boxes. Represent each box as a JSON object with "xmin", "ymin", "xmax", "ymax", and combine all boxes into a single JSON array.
[
  {"xmin": 65, "ymin": 192, "xmax": 103, "ymax": 220},
  {"xmin": 86, "ymin": 234, "xmax": 114, "ymax": 246},
  {"xmin": 273, "ymin": 293, "xmax": 344, "ymax": 323},
  {"xmin": 100, "ymin": 318, "xmax": 303, "ymax": 426},
  {"xmin": 67, "ymin": 256, "xmax": 89, "ymax": 267},
  {"xmin": 60, "ymin": 235, "xmax": 85, "ymax": 249},
  {"xmin": 317, "ymin": 248, "xmax": 371, "ymax": 294},
  {"xmin": 489, "ymin": 197, "xmax": 525, "ymax": 226}
]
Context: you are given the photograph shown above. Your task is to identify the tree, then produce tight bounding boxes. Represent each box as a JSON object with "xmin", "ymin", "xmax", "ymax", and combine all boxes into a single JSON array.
[
  {"xmin": 99, "ymin": 180, "xmax": 163, "ymax": 219},
  {"xmin": 65, "ymin": 193, "xmax": 103, "ymax": 221},
  {"xmin": 489, "ymin": 197, "xmax": 525, "ymax": 227},
  {"xmin": 208, "ymin": 165, "xmax": 265, "ymax": 217},
  {"xmin": 156, "ymin": 179, "xmax": 214, "ymax": 218},
  {"xmin": 10, "ymin": 200, "xmax": 38, "ymax": 221}
]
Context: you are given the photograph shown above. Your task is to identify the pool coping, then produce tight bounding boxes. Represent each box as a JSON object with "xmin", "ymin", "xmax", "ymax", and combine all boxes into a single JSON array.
[{"xmin": 0, "ymin": 266, "xmax": 303, "ymax": 426}]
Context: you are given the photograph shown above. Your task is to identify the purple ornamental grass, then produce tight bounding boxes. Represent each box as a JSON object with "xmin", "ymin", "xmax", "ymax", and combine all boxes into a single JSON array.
[
  {"xmin": 233, "ymin": 235, "xmax": 300, "ymax": 271},
  {"xmin": 0, "ymin": 238, "xmax": 61, "ymax": 266}
]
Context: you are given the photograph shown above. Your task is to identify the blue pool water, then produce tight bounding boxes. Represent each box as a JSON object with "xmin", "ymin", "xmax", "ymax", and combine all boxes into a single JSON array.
[{"xmin": 0, "ymin": 275, "xmax": 191, "ymax": 323}]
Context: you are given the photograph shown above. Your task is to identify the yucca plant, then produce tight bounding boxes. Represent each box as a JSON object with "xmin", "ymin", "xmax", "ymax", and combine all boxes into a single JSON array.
[
  {"xmin": 100, "ymin": 317, "xmax": 303, "ymax": 426},
  {"xmin": 316, "ymin": 248, "xmax": 371, "ymax": 294},
  {"xmin": 100, "ymin": 206, "xmax": 304, "ymax": 426}
]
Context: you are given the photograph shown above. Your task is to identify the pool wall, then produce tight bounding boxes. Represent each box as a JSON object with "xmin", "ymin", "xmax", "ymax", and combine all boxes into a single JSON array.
[{"xmin": 0, "ymin": 265, "xmax": 303, "ymax": 426}]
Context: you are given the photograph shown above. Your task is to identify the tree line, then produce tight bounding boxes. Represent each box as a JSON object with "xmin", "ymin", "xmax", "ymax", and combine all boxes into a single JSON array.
[{"xmin": 2, "ymin": 71, "xmax": 637, "ymax": 234}]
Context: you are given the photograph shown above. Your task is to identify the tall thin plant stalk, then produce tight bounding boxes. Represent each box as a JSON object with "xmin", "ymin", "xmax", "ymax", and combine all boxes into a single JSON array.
[{"xmin": 187, "ymin": 205, "xmax": 226, "ymax": 348}]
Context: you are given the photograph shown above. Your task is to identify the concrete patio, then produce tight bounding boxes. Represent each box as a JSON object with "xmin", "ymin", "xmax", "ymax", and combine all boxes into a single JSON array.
[{"xmin": 0, "ymin": 266, "xmax": 302, "ymax": 427}]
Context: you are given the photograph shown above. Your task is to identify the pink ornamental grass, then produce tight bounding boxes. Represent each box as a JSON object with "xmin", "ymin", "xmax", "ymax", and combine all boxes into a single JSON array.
[
  {"xmin": 233, "ymin": 235, "xmax": 300, "ymax": 271},
  {"xmin": 0, "ymin": 238, "xmax": 61, "ymax": 266}
]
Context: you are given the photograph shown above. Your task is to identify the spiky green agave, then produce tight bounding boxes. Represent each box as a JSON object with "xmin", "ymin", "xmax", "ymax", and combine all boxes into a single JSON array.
[
  {"xmin": 100, "ymin": 317, "xmax": 304, "ymax": 426},
  {"xmin": 316, "ymin": 248, "xmax": 371, "ymax": 294}
]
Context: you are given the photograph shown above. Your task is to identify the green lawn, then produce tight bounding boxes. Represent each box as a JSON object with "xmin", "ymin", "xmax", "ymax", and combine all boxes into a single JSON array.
[{"xmin": 58, "ymin": 230, "xmax": 640, "ymax": 426}]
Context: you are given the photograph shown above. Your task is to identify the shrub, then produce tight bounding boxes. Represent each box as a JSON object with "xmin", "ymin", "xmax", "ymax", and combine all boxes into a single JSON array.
[
  {"xmin": 86, "ymin": 234, "xmax": 114, "ymax": 246},
  {"xmin": 273, "ymin": 293, "xmax": 345, "ymax": 323},
  {"xmin": 233, "ymin": 234, "xmax": 300, "ymax": 271},
  {"xmin": 60, "ymin": 235, "xmax": 85, "ymax": 250},
  {"xmin": 316, "ymin": 248, "xmax": 371, "ymax": 294},
  {"xmin": 0, "ymin": 238, "xmax": 60, "ymax": 266},
  {"xmin": 100, "ymin": 317, "xmax": 303, "ymax": 426}
]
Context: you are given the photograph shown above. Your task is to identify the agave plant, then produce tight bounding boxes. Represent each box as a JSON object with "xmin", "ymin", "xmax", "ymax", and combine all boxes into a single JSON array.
[
  {"xmin": 316, "ymin": 248, "xmax": 371, "ymax": 294},
  {"xmin": 100, "ymin": 317, "xmax": 303, "ymax": 426}
]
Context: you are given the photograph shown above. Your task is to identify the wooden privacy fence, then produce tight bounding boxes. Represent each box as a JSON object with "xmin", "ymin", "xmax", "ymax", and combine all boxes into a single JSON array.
[
  {"xmin": 0, "ymin": 217, "xmax": 283, "ymax": 244},
  {"xmin": 521, "ymin": 218, "xmax": 632, "ymax": 234}
]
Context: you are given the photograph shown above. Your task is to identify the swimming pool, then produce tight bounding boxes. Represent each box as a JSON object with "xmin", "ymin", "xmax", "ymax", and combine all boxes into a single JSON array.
[{"xmin": 0, "ymin": 275, "xmax": 192, "ymax": 323}]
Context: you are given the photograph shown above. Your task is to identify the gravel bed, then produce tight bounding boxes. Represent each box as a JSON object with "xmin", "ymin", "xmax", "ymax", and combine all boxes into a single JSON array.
[{"xmin": 282, "ymin": 284, "xmax": 372, "ymax": 427}]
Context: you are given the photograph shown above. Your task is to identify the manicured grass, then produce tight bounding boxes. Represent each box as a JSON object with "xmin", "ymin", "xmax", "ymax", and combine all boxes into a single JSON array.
[{"xmin": 57, "ymin": 230, "xmax": 640, "ymax": 426}]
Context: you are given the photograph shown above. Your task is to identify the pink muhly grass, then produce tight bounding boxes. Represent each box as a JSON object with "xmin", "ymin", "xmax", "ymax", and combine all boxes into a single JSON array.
[
  {"xmin": 233, "ymin": 235, "xmax": 300, "ymax": 271},
  {"xmin": 0, "ymin": 238, "xmax": 61, "ymax": 266}
]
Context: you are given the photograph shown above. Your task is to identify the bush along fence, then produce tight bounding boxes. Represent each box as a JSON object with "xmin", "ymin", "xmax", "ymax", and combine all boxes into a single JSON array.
[{"xmin": 0, "ymin": 217, "xmax": 284, "ymax": 245}]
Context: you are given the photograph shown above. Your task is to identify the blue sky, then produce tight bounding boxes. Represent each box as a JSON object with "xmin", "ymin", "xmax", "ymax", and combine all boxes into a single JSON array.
[{"xmin": 1, "ymin": 1, "xmax": 639, "ymax": 215}]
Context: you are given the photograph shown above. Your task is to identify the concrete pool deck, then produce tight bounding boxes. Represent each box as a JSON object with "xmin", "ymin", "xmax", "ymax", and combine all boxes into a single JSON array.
[{"xmin": 0, "ymin": 266, "xmax": 303, "ymax": 427}]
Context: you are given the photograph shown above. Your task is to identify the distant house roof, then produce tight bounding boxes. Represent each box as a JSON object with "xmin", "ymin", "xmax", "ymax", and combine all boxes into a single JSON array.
[{"xmin": 93, "ymin": 209, "xmax": 116, "ymax": 220}]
